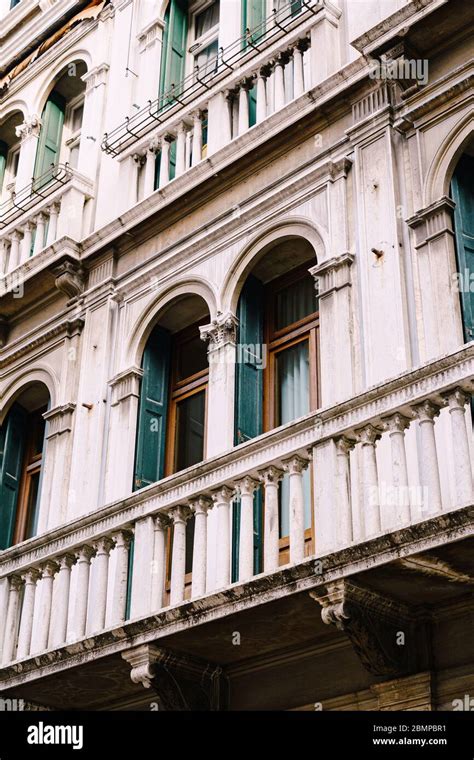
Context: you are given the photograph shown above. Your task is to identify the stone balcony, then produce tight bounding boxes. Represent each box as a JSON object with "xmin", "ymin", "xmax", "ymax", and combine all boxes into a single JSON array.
[{"xmin": 0, "ymin": 343, "xmax": 472, "ymax": 704}]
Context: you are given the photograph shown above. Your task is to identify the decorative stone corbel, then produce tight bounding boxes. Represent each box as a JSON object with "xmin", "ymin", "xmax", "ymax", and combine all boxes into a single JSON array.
[
  {"xmin": 310, "ymin": 579, "xmax": 417, "ymax": 677},
  {"xmin": 52, "ymin": 260, "xmax": 85, "ymax": 300}
]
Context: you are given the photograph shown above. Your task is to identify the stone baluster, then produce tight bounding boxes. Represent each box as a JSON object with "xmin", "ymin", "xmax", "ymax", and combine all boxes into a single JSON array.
[
  {"xmin": 282, "ymin": 454, "xmax": 310, "ymax": 564},
  {"xmin": 256, "ymin": 66, "xmax": 270, "ymax": 123},
  {"xmin": 159, "ymin": 136, "xmax": 172, "ymax": 188},
  {"xmin": 189, "ymin": 496, "xmax": 212, "ymax": 598},
  {"xmin": 355, "ymin": 424, "xmax": 382, "ymax": 536},
  {"xmin": 46, "ymin": 202, "xmax": 60, "ymax": 246},
  {"xmin": 73, "ymin": 545, "xmax": 95, "ymax": 639},
  {"xmin": 259, "ymin": 465, "xmax": 284, "ymax": 573},
  {"xmin": 293, "ymin": 40, "xmax": 308, "ymax": 98},
  {"xmin": 335, "ymin": 437, "xmax": 355, "ymax": 545},
  {"xmin": 110, "ymin": 530, "xmax": 133, "ymax": 626},
  {"xmin": 20, "ymin": 221, "xmax": 33, "ymax": 263},
  {"xmin": 36, "ymin": 561, "xmax": 59, "ymax": 652},
  {"xmin": 235, "ymin": 476, "xmax": 260, "ymax": 582},
  {"xmin": 151, "ymin": 514, "xmax": 170, "ymax": 612},
  {"xmin": 169, "ymin": 506, "xmax": 191, "ymax": 605},
  {"xmin": 16, "ymin": 569, "xmax": 41, "ymax": 659},
  {"xmin": 444, "ymin": 388, "xmax": 473, "ymax": 504},
  {"xmin": 8, "ymin": 230, "xmax": 21, "ymax": 270},
  {"xmin": 144, "ymin": 138, "xmax": 159, "ymax": 198},
  {"xmin": 191, "ymin": 111, "xmax": 203, "ymax": 166},
  {"xmin": 32, "ymin": 212, "xmax": 47, "ymax": 256},
  {"xmin": 50, "ymin": 554, "xmax": 75, "ymax": 648},
  {"xmin": 382, "ymin": 413, "xmax": 411, "ymax": 524},
  {"xmin": 1, "ymin": 575, "xmax": 23, "ymax": 664},
  {"xmin": 175, "ymin": 123, "xmax": 187, "ymax": 177},
  {"xmin": 213, "ymin": 485, "xmax": 234, "ymax": 589},
  {"xmin": 412, "ymin": 400, "xmax": 443, "ymax": 515},
  {"xmin": 238, "ymin": 81, "xmax": 251, "ymax": 135},
  {"xmin": 89, "ymin": 537, "xmax": 115, "ymax": 633},
  {"xmin": 273, "ymin": 54, "xmax": 287, "ymax": 111}
]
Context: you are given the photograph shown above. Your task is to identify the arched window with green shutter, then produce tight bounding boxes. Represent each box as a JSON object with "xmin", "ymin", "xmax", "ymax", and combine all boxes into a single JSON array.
[
  {"xmin": 159, "ymin": 0, "xmax": 188, "ymax": 107},
  {"xmin": 242, "ymin": 0, "xmax": 266, "ymax": 45},
  {"xmin": 451, "ymin": 153, "xmax": 474, "ymax": 343},
  {"xmin": 33, "ymin": 92, "xmax": 65, "ymax": 187},
  {"xmin": 0, "ymin": 404, "xmax": 27, "ymax": 550}
]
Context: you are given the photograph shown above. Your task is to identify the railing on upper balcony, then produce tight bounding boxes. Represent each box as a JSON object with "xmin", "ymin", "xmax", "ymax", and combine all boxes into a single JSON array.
[
  {"xmin": 101, "ymin": 0, "xmax": 319, "ymax": 157},
  {"xmin": 0, "ymin": 345, "xmax": 472, "ymax": 670}
]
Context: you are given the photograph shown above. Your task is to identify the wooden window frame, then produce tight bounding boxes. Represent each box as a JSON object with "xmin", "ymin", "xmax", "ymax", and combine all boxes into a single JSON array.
[{"xmin": 13, "ymin": 407, "xmax": 46, "ymax": 545}]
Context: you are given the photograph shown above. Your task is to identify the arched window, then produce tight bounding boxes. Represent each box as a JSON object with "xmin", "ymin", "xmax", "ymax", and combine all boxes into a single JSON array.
[
  {"xmin": 451, "ymin": 146, "xmax": 474, "ymax": 342},
  {"xmin": 233, "ymin": 240, "xmax": 319, "ymax": 576},
  {"xmin": 0, "ymin": 111, "xmax": 23, "ymax": 203},
  {"xmin": 0, "ymin": 386, "xmax": 49, "ymax": 550}
]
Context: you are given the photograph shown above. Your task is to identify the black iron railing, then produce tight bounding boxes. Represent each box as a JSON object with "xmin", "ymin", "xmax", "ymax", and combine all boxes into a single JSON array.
[
  {"xmin": 0, "ymin": 163, "xmax": 72, "ymax": 231},
  {"xmin": 101, "ymin": 0, "xmax": 318, "ymax": 157}
]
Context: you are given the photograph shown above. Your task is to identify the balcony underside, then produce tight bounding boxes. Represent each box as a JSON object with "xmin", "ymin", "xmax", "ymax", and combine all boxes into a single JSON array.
[{"xmin": 1, "ymin": 506, "xmax": 473, "ymax": 710}]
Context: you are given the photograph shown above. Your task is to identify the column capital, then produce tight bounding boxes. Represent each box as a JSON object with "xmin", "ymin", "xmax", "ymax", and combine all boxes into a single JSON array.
[
  {"xmin": 381, "ymin": 412, "xmax": 411, "ymax": 435},
  {"xmin": 111, "ymin": 529, "xmax": 133, "ymax": 549},
  {"xmin": 212, "ymin": 484, "xmax": 235, "ymax": 504},
  {"xmin": 154, "ymin": 512, "xmax": 172, "ymax": 530},
  {"xmin": 15, "ymin": 115, "xmax": 42, "ymax": 142},
  {"xmin": 75, "ymin": 544, "xmax": 96, "ymax": 563},
  {"xmin": 355, "ymin": 423, "xmax": 382, "ymax": 446},
  {"xmin": 21, "ymin": 568, "xmax": 42, "ymax": 585},
  {"xmin": 443, "ymin": 386, "xmax": 470, "ymax": 411},
  {"xmin": 57, "ymin": 553, "xmax": 76, "ymax": 571},
  {"xmin": 110, "ymin": 366, "xmax": 144, "ymax": 406},
  {"xmin": 411, "ymin": 399, "xmax": 442, "ymax": 423},
  {"xmin": 258, "ymin": 464, "xmax": 284, "ymax": 484},
  {"xmin": 8, "ymin": 574, "xmax": 23, "ymax": 591},
  {"xmin": 168, "ymin": 505, "xmax": 192, "ymax": 525},
  {"xmin": 200, "ymin": 312, "xmax": 238, "ymax": 350},
  {"xmin": 309, "ymin": 253, "xmax": 354, "ymax": 298},
  {"xmin": 188, "ymin": 495, "xmax": 213, "ymax": 516},
  {"xmin": 281, "ymin": 453, "xmax": 310, "ymax": 475},
  {"xmin": 235, "ymin": 475, "xmax": 260, "ymax": 497},
  {"xmin": 406, "ymin": 197, "xmax": 455, "ymax": 248},
  {"xmin": 335, "ymin": 436, "xmax": 356, "ymax": 455},
  {"xmin": 40, "ymin": 560, "xmax": 59, "ymax": 578},
  {"xmin": 94, "ymin": 536, "xmax": 115, "ymax": 555}
]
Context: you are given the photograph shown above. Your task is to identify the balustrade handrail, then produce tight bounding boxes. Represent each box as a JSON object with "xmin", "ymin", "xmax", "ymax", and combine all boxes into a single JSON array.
[
  {"xmin": 0, "ymin": 342, "xmax": 472, "ymax": 580},
  {"xmin": 0, "ymin": 163, "xmax": 73, "ymax": 231},
  {"xmin": 101, "ymin": 0, "xmax": 320, "ymax": 157}
]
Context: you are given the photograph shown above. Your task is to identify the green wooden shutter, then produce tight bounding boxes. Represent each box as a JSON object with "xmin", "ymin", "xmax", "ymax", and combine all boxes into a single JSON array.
[
  {"xmin": 0, "ymin": 140, "xmax": 7, "ymax": 194},
  {"xmin": 232, "ymin": 275, "xmax": 264, "ymax": 580},
  {"xmin": 0, "ymin": 404, "xmax": 27, "ymax": 550},
  {"xmin": 242, "ymin": 0, "xmax": 266, "ymax": 46},
  {"xmin": 33, "ymin": 93, "xmax": 65, "ymax": 183},
  {"xmin": 133, "ymin": 325, "xmax": 171, "ymax": 490},
  {"xmin": 159, "ymin": 0, "xmax": 188, "ymax": 104},
  {"xmin": 451, "ymin": 154, "xmax": 474, "ymax": 343}
]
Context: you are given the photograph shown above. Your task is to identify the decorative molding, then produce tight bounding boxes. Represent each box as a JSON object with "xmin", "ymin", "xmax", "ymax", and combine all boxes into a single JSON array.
[
  {"xmin": 137, "ymin": 18, "xmax": 164, "ymax": 52},
  {"xmin": 43, "ymin": 403, "xmax": 76, "ymax": 439},
  {"xmin": 52, "ymin": 260, "xmax": 85, "ymax": 300},
  {"xmin": 406, "ymin": 196, "xmax": 455, "ymax": 248},
  {"xmin": 310, "ymin": 579, "xmax": 416, "ymax": 676},
  {"xmin": 199, "ymin": 312, "xmax": 238, "ymax": 351},
  {"xmin": 81, "ymin": 64, "xmax": 109, "ymax": 94},
  {"xmin": 110, "ymin": 366, "xmax": 143, "ymax": 405},
  {"xmin": 351, "ymin": 85, "xmax": 391, "ymax": 126},
  {"xmin": 309, "ymin": 252, "xmax": 354, "ymax": 298},
  {"xmin": 15, "ymin": 115, "xmax": 42, "ymax": 142},
  {"xmin": 0, "ymin": 318, "xmax": 85, "ymax": 369},
  {"xmin": 370, "ymin": 671, "xmax": 434, "ymax": 711}
]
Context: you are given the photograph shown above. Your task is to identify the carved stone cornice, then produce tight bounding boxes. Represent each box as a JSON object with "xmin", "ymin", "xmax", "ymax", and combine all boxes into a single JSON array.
[
  {"xmin": 406, "ymin": 196, "xmax": 455, "ymax": 248},
  {"xmin": 309, "ymin": 252, "xmax": 354, "ymax": 298},
  {"xmin": 122, "ymin": 644, "xmax": 228, "ymax": 710},
  {"xmin": 137, "ymin": 17, "xmax": 164, "ymax": 52},
  {"xmin": 15, "ymin": 115, "xmax": 42, "ymax": 142},
  {"xmin": 43, "ymin": 403, "xmax": 76, "ymax": 439},
  {"xmin": 199, "ymin": 312, "xmax": 238, "ymax": 351},
  {"xmin": 81, "ymin": 63, "xmax": 109, "ymax": 93},
  {"xmin": 310, "ymin": 579, "xmax": 416, "ymax": 676},
  {"xmin": 110, "ymin": 366, "xmax": 144, "ymax": 406},
  {"xmin": 0, "ymin": 318, "xmax": 84, "ymax": 368},
  {"xmin": 52, "ymin": 261, "xmax": 85, "ymax": 300}
]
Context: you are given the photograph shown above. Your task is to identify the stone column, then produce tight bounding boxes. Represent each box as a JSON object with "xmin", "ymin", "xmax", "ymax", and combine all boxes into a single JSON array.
[
  {"xmin": 356, "ymin": 424, "xmax": 382, "ymax": 536},
  {"xmin": 169, "ymin": 506, "xmax": 191, "ymax": 606},
  {"xmin": 144, "ymin": 138, "xmax": 159, "ymax": 197},
  {"xmin": 309, "ymin": 251, "xmax": 355, "ymax": 406},
  {"xmin": 191, "ymin": 111, "xmax": 203, "ymax": 166},
  {"xmin": 0, "ymin": 577, "xmax": 9, "ymax": 655},
  {"xmin": 45, "ymin": 202, "xmax": 60, "ymax": 246},
  {"xmin": 238, "ymin": 82, "xmax": 251, "ymax": 135},
  {"xmin": 14, "ymin": 115, "xmax": 42, "ymax": 191},
  {"xmin": 89, "ymin": 537, "xmax": 114, "ymax": 633},
  {"xmin": 151, "ymin": 514, "xmax": 170, "ymax": 612},
  {"xmin": 335, "ymin": 437, "xmax": 355, "ymax": 545},
  {"xmin": 293, "ymin": 39, "xmax": 308, "ymax": 98},
  {"xmin": 33, "ymin": 212, "xmax": 47, "ymax": 256},
  {"xmin": 444, "ymin": 388, "xmax": 473, "ymax": 505},
  {"xmin": 1, "ymin": 575, "xmax": 23, "ymax": 664},
  {"xmin": 259, "ymin": 465, "xmax": 284, "ymax": 573},
  {"xmin": 212, "ymin": 485, "xmax": 234, "ymax": 589},
  {"xmin": 175, "ymin": 123, "xmax": 187, "ymax": 177},
  {"xmin": 16, "ymin": 569, "xmax": 41, "ymax": 659},
  {"xmin": 200, "ymin": 313, "xmax": 238, "ymax": 456},
  {"xmin": 110, "ymin": 530, "xmax": 133, "ymax": 626},
  {"xmin": 282, "ymin": 454, "xmax": 310, "ymax": 564},
  {"xmin": 190, "ymin": 496, "xmax": 212, "ymax": 598},
  {"xmin": 412, "ymin": 400, "xmax": 443, "ymax": 515},
  {"xmin": 236, "ymin": 476, "xmax": 260, "ymax": 582},
  {"xmin": 256, "ymin": 66, "xmax": 270, "ymax": 123},
  {"xmin": 20, "ymin": 221, "xmax": 33, "ymax": 264},
  {"xmin": 36, "ymin": 561, "xmax": 58, "ymax": 652},
  {"xmin": 273, "ymin": 56, "xmax": 286, "ymax": 111},
  {"xmin": 382, "ymin": 413, "xmax": 411, "ymax": 524},
  {"xmin": 159, "ymin": 135, "xmax": 172, "ymax": 187},
  {"xmin": 73, "ymin": 545, "xmax": 95, "ymax": 639},
  {"xmin": 130, "ymin": 516, "xmax": 155, "ymax": 619},
  {"xmin": 51, "ymin": 554, "xmax": 75, "ymax": 647},
  {"xmin": 8, "ymin": 230, "xmax": 21, "ymax": 271}
]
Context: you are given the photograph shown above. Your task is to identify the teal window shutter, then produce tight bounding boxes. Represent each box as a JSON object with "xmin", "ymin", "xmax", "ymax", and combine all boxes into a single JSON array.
[
  {"xmin": 133, "ymin": 325, "xmax": 172, "ymax": 490},
  {"xmin": 0, "ymin": 140, "xmax": 7, "ymax": 194},
  {"xmin": 0, "ymin": 404, "xmax": 27, "ymax": 550},
  {"xmin": 451, "ymin": 154, "xmax": 474, "ymax": 343},
  {"xmin": 159, "ymin": 0, "xmax": 188, "ymax": 104},
  {"xmin": 242, "ymin": 0, "xmax": 266, "ymax": 46},
  {"xmin": 233, "ymin": 275, "xmax": 265, "ymax": 580},
  {"xmin": 33, "ymin": 93, "xmax": 65, "ymax": 183}
]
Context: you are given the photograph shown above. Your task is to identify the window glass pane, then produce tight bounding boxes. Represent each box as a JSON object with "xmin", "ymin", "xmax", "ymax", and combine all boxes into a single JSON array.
[
  {"xmin": 176, "ymin": 332, "xmax": 208, "ymax": 381},
  {"xmin": 25, "ymin": 471, "xmax": 40, "ymax": 539},
  {"xmin": 175, "ymin": 390, "xmax": 205, "ymax": 471},
  {"xmin": 195, "ymin": 1, "xmax": 219, "ymax": 37},
  {"xmin": 276, "ymin": 340, "xmax": 310, "ymax": 426},
  {"xmin": 194, "ymin": 39, "xmax": 219, "ymax": 76},
  {"xmin": 275, "ymin": 275, "xmax": 316, "ymax": 329},
  {"xmin": 31, "ymin": 414, "xmax": 45, "ymax": 458},
  {"xmin": 72, "ymin": 103, "xmax": 84, "ymax": 132}
]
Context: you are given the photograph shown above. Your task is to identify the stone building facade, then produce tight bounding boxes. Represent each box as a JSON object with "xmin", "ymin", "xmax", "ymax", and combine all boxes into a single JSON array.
[{"xmin": 0, "ymin": 0, "xmax": 473, "ymax": 710}]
